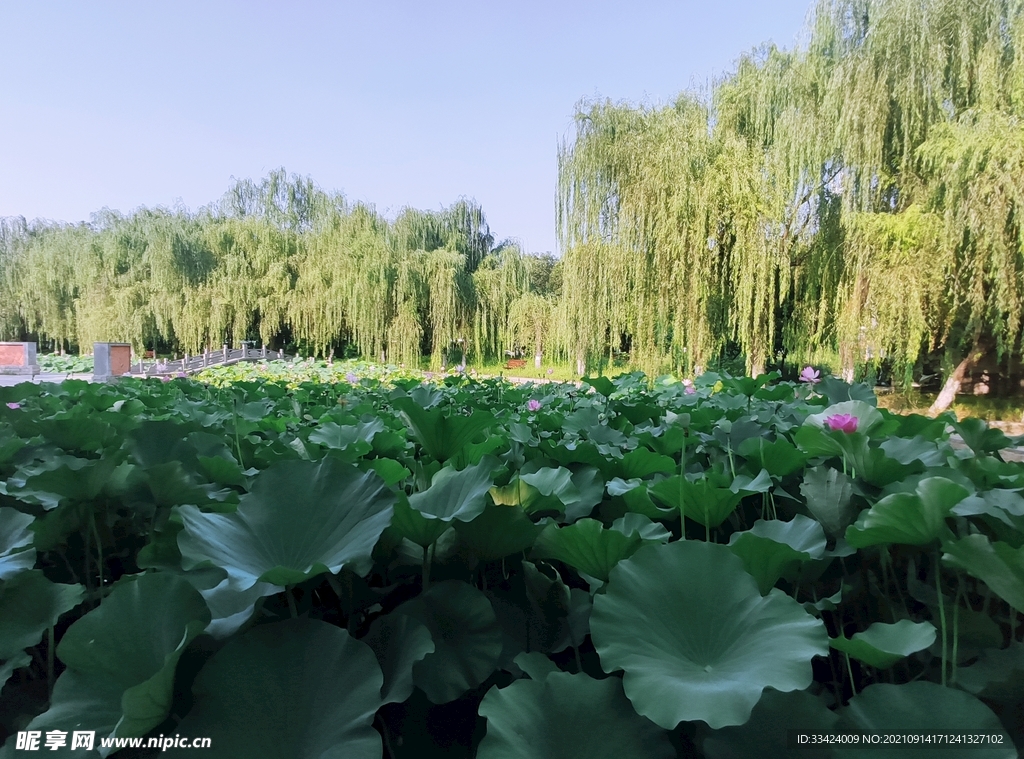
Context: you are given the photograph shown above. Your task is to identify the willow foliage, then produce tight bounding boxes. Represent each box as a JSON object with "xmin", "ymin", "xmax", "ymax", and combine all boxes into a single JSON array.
[
  {"xmin": 558, "ymin": 0, "xmax": 1024, "ymax": 383},
  {"xmin": 0, "ymin": 170, "xmax": 541, "ymax": 364}
]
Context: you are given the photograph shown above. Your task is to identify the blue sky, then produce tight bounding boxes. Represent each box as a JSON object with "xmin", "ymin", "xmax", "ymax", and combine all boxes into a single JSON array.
[{"xmin": 0, "ymin": 1, "xmax": 812, "ymax": 253}]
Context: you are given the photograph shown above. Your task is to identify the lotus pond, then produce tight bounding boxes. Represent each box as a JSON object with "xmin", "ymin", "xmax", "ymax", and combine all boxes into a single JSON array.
[{"xmin": 0, "ymin": 370, "xmax": 1022, "ymax": 757}]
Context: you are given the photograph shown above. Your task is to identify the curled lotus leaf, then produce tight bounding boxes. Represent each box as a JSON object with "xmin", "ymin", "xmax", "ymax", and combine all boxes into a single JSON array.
[
  {"xmin": 177, "ymin": 458, "xmax": 395, "ymax": 590},
  {"xmin": 477, "ymin": 671, "xmax": 674, "ymax": 759},
  {"xmin": 591, "ymin": 541, "xmax": 829, "ymax": 729},
  {"xmin": 829, "ymin": 620, "xmax": 936, "ymax": 669},
  {"xmin": 0, "ymin": 507, "xmax": 36, "ymax": 581}
]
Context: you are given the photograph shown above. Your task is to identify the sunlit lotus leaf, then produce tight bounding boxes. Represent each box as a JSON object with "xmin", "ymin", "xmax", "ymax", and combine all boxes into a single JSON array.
[{"xmin": 591, "ymin": 541, "xmax": 828, "ymax": 729}]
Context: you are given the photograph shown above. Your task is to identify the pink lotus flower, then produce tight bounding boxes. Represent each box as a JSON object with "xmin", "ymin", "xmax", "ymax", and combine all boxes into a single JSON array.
[
  {"xmin": 6, "ymin": 402, "xmax": 20, "ymax": 410},
  {"xmin": 825, "ymin": 414, "xmax": 858, "ymax": 433},
  {"xmin": 799, "ymin": 366, "xmax": 821, "ymax": 384},
  {"xmin": 527, "ymin": 399, "xmax": 542, "ymax": 412},
  {"xmin": 684, "ymin": 385, "xmax": 696, "ymax": 395},
  {"xmin": 345, "ymin": 372, "xmax": 358, "ymax": 383},
  {"xmin": 546, "ymin": 369, "xmax": 554, "ymax": 375}
]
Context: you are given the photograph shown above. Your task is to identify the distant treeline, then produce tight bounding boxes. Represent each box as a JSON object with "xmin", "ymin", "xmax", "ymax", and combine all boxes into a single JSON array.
[{"xmin": 0, "ymin": 172, "xmax": 561, "ymax": 367}]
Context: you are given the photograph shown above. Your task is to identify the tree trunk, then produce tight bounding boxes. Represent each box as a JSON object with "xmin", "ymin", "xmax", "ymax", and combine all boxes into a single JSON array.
[
  {"xmin": 929, "ymin": 343, "xmax": 985, "ymax": 416},
  {"xmin": 839, "ymin": 341, "xmax": 856, "ymax": 383},
  {"xmin": 534, "ymin": 352, "xmax": 542, "ymax": 369}
]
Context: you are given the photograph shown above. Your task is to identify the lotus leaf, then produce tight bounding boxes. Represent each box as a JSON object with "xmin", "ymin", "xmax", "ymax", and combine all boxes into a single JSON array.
[
  {"xmin": 649, "ymin": 475, "xmax": 743, "ymax": 528},
  {"xmin": 591, "ymin": 541, "xmax": 828, "ymax": 729},
  {"xmin": 454, "ymin": 501, "xmax": 544, "ymax": 559},
  {"xmin": 170, "ymin": 618, "xmax": 384, "ymax": 758},
  {"xmin": 399, "ymin": 579, "xmax": 503, "ymax": 703},
  {"xmin": 178, "ymin": 457, "xmax": 395, "ymax": 589},
  {"xmin": 363, "ymin": 612, "xmax": 436, "ymax": 705},
  {"xmin": 477, "ymin": 671, "xmax": 674, "ymax": 759},
  {"xmin": 699, "ymin": 688, "xmax": 841, "ymax": 759},
  {"xmin": 728, "ymin": 516, "xmax": 827, "ymax": 594},
  {"xmin": 942, "ymin": 534, "xmax": 1024, "ymax": 611},
  {"xmin": 394, "ymin": 397, "xmax": 495, "ymax": 461},
  {"xmin": 957, "ymin": 642, "xmax": 1024, "ymax": 701},
  {"xmin": 841, "ymin": 682, "xmax": 1016, "ymax": 758},
  {"xmin": 846, "ymin": 477, "xmax": 967, "ymax": 548},
  {"xmin": 830, "ymin": 620, "xmax": 936, "ymax": 668},
  {"xmin": 0, "ymin": 507, "xmax": 35, "ymax": 580},
  {"xmin": 532, "ymin": 519, "xmax": 642, "ymax": 582},
  {"xmin": 21, "ymin": 573, "xmax": 209, "ymax": 747},
  {"xmin": 0, "ymin": 570, "xmax": 83, "ymax": 660}
]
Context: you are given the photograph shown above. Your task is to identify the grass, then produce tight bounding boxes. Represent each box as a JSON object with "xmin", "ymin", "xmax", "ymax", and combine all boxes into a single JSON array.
[{"xmin": 876, "ymin": 389, "xmax": 1024, "ymax": 422}]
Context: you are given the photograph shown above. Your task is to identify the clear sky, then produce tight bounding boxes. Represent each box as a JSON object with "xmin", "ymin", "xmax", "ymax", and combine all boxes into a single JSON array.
[{"xmin": 0, "ymin": 1, "xmax": 813, "ymax": 254}]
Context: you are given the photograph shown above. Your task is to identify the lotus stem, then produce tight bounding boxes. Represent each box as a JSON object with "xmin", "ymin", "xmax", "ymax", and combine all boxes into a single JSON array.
[
  {"xmin": 90, "ymin": 511, "xmax": 103, "ymax": 602},
  {"xmin": 951, "ymin": 572, "xmax": 963, "ymax": 685},
  {"xmin": 422, "ymin": 543, "xmax": 433, "ymax": 592},
  {"xmin": 286, "ymin": 587, "xmax": 298, "ymax": 618},
  {"xmin": 935, "ymin": 552, "xmax": 947, "ymax": 687},
  {"xmin": 844, "ymin": 651, "xmax": 857, "ymax": 696},
  {"xmin": 47, "ymin": 625, "xmax": 54, "ymax": 700}
]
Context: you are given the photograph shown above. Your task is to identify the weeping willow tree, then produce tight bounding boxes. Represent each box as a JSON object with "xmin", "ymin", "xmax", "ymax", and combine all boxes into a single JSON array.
[
  {"xmin": 0, "ymin": 169, "xmax": 538, "ymax": 366},
  {"xmin": 558, "ymin": 0, "xmax": 1024, "ymax": 404}
]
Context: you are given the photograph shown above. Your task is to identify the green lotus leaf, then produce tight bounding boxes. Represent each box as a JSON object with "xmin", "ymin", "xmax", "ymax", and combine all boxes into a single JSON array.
[
  {"xmin": 169, "ymin": 618, "xmax": 384, "ymax": 758},
  {"xmin": 841, "ymin": 682, "xmax": 1016, "ymax": 759},
  {"xmin": 308, "ymin": 418, "xmax": 384, "ymax": 452},
  {"xmin": 24, "ymin": 573, "xmax": 209, "ymax": 746},
  {"xmin": 363, "ymin": 612, "xmax": 435, "ymax": 705},
  {"xmin": 0, "ymin": 650, "xmax": 30, "ymax": 693},
  {"xmin": 2, "ymin": 669, "xmax": 120, "ymax": 757},
  {"xmin": 730, "ymin": 468, "xmax": 773, "ymax": 494},
  {"xmin": 521, "ymin": 560, "xmax": 572, "ymax": 652},
  {"xmin": 532, "ymin": 518, "xmax": 642, "ymax": 582},
  {"xmin": 699, "ymin": 688, "xmax": 841, "ymax": 759},
  {"xmin": 0, "ymin": 507, "xmax": 35, "ymax": 580},
  {"xmin": 799, "ymin": 466, "xmax": 856, "ymax": 538},
  {"xmin": 520, "ymin": 466, "xmax": 573, "ymax": 497},
  {"xmin": 6, "ymin": 456, "xmax": 117, "ymax": 510},
  {"xmin": 879, "ymin": 435, "xmax": 945, "ymax": 466},
  {"xmin": 953, "ymin": 489, "xmax": 1024, "ymax": 528},
  {"xmin": 830, "ymin": 620, "xmax": 936, "ymax": 669},
  {"xmin": 957, "ymin": 643, "xmax": 1024, "ymax": 701},
  {"xmin": 563, "ymin": 466, "xmax": 605, "ymax": 522},
  {"xmin": 0, "ymin": 570, "xmax": 83, "ymax": 660},
  {"xmin": 454, "ymin": 502, "xmax": 544, "ymax": 560},
  {"xmin": 591, "ymin": 541, "xmax": 829, "ymax": 729},
  {"xmin": 399, "ymin": 580, "xmax": 503, "ymax": 704},
  {"xmin": 942, "ymin": 534, "xmax": 1024, "ymax": 611},
  {"xmin": 477, "ymin": 671, "xmax": 674, "ymax": 759},
  {"xmin": 608, "ymin": 478, "xmax": 677, "ymax": 519},
  {"xmin": 393, "ymin": 397, "xmax": 495, "ymax": 462},
  {"xmin": 649, "ymin": 475, "xmax": 743, "ymax": 528},
  {"xmin": 512, "ymin": 651, "xmax": 559, "ymax": 680},
  {"xmin": 409, "ymin": 456, "xmax": 499, "ymax": 521},
  {"xmin": 955, "ymin": 417, "xmax": 1012, "ymax": 456},
  {"xmin": 728, "ymin": 516, "xmax": 827, "ymax": 595},
  {"xmin": 612, "ymin": 513, "xmax": 672, "ymax": 543},
  {"xmin": 391, "ymin": 495, "xmax": 452, "ymax": 547},
  {"xmin": 613, "ymin": 448, "xmax": 677, "ymax": 479},
  {"xmin": 362, "ymin": 456, "xmax": 410, "ymax": 486},
  {"xmin": 178, "ymin": 457, "xmax": 395, "ymax": 590},
  {"xmin": 846, "ymin": 477, "xmax": 967, "ymax": 548},
  {"xmin": 737, "ymin": 437, "xmax": 809, "ymax": 477}
]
